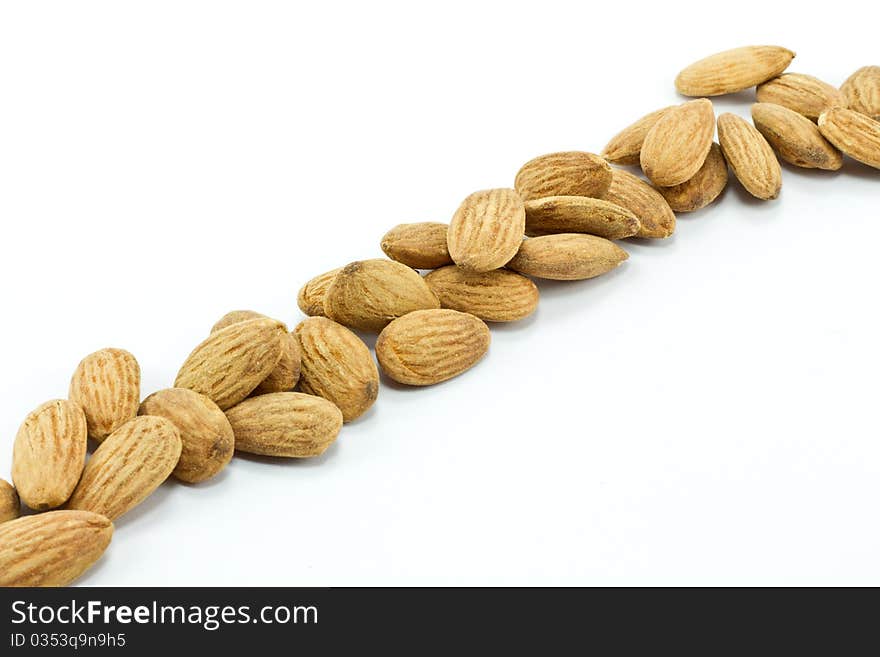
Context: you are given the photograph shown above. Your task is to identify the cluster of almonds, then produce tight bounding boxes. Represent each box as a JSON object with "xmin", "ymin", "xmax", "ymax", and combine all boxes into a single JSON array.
[{"xmin": 1, "ymin": 46, "xmax": 878, "ymax": 587}]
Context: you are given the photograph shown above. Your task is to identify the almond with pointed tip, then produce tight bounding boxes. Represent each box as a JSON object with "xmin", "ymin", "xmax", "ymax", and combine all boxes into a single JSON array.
[
  {"xmin": 641, "ymin": 99, "xmax": 716, "ymax": 187},
  {"xmin": 381, "ymin": 222, "xmax": 452, "ymax": 269},
  {"xmin": 751, "ymin": 102, "xmax": 843, "ymax": 170},
  {"xmin": 0, "ymin": 479, "xmax": 19, "ymax": 524},
  {"xmin": 818, "ymin": 107, "xmax": 880, "ymax": 169},
  {"xmin": 841, "ymin": 66, "xmax": 880, "ymax": 120},
  {"xmin": 523, "ymin": 196, "xmax": 641, "ymax": 239},
  {"xmin": 656, "ymin": 143, "xmax": 729, "ymax": 212},
  {"xmin": 514, "ymin": 152, "xmax": 612, "ymax": 201},
  {"xmin": 675, "ymin": 45, "xmax": 795, "ymax": 96},
  {"xmin": 717, "ymin": 113, "xmax": 782, "ymax": 200},
  {"xmin": 447, "ymin": 188, "xmax": 526, "ymax": 273},
  {"xmin": 756, "ymin": 73, "xmax": 847, "ymax": 121},
  {"xmin": 602, "ymin": 106, "xmax": 674, "ymax": 165},
  {"xmin": 424, "ymin": 266, "xmax": 539, "ymax": 322},
  {"xmin": 507, "ymin": 234, "xmax": 628, "ymax": 281},
  {"xmin": 601, "ymin": 169, "xmax": 676, "ymax": 239},
  {"xmin": 69, "ymin": 348, "xmax": 140, "ymax": 443},
  {"xmin": 297, "ymin": 267, "xmax": 342, "ymax": 317}
]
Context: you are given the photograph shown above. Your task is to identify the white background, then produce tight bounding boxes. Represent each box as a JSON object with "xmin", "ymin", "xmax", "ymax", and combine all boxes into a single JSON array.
[{"xmin": 1, "ymin": 1, "xmax": 878, "ymax": 586}]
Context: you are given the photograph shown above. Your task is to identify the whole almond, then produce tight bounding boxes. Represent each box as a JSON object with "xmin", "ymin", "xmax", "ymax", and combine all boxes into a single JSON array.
[
  {"xmin": 0, "ymin": 510, "xmax": 113, "ymax": 587},
  {"xmin": 67, "ymin": 416, "xmax": 182, "ymax": 520},
  {"xmin": 506, "ymin": 234, "xmax": 628, "ymax": 281},
  {"xmin": 717, "ymin": 113, "xmax": 782, "ymax": 200},
  {"xmin": 514, "ymin": 151, "xmax": 612, "ymax": 201},
  {"xmin": 424, "ymin": 266, "xmax": 539, "ymax": 322},
  {"xmin": 656, "ymin": 143, "xmax": 729, "ymax": 213},
  {"xmin": 601, "ymin": 106, "xmax": 674, "ymax": 165},
  {"xmin": 675, "ymin": 45, "xmax": 795, "ymax": 96},
  {"xmin": 376, "ymin": 309, "xmax": 490, "ymax": 386},
  {"xmin": 841, "ymin": 66, "xmax": 880, "ymax": 120},
  {"xmin": 226, "ymin": 392, "xmax": 343, "ymax": 458},
  {"xmin": 0, "ymin": 479, "xmax": 20, "ymax": 524},
  {"xmin": 324, "ymin": 259, "xmax": 440, "ymax": 332},
  {"xmin": 641, "ymin": 99, "xmax": 716, "ymax": 187},
  {"xmin": 447, "ymin": 188, "xmax": 526, "ymax": 272},
  {"xmin": 12, "ymin": 400, "xmax": 87, "ymax": 510},
  {"xmin": 523, "ymin": 196, "xmax": 641, "ymax": 239},
  {"xmin": 756, "ymin": 73, "xmax": 847, "ymax": 121},
  {"xmin": 138, "ymin": 388, "xmax": 234, "ymax": 484},
  {"xmin": 601, "ymin": 169, "xmax": 676, "ymax": 239},
  {"xmin": 294, "ymin": 317, "xmax": 379, "ymax": 422},
  {"xmin": 297, "ymin": 267, "xmax": 342, "ymax": 317},
  {"xmin": 381, "ymin": 222, "xmax": 452, "ymax": 269},
  {"xmin": 751, "ymin": 102, "xmax": 843, "ymax": 170},
  {"xmin": 69, "ymin": 348, "xmax": 140, "ymax": 443},
  {"xmin": 175, "ymin": 317, "xmax": 286, "ymax": 410},
  {"xmin": 818, "ymin": 107, "xmax": 880, "ymax": 170}
]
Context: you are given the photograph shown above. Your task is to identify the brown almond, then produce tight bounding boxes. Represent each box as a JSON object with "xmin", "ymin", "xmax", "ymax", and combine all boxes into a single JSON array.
[
  {"xmin": 424, "ymin": 266, "xmax": 539, "ymax": 322},
  {"xmin": 641, "ymin": 99, "xmax": 716, "ymax": 187},
  {"xmin": 656, "ymin": 143, "xmax": 729, "ymax": 212},
  {"xmin": 602, "ymin": 106, "xmax": 674, "ymax": 165},
  {"xmin": 376, "ymin": 309, "xmax": 490, "ymax": 386},
  {"xmin": 506, "ymin": 234, "xmax": 628, "ymax": 281},
  {"xmin": 381, "ymin": 222, "xmax": 452, "ymax": 269},
  {"xmin": 514, "ymin": 151, "xmax": 612, "ymax": 201},
  {"xmin": 841, "ymin": 66, "xmax": 880, "ymax": 120},
  {"xmin": 447, "ymin": 188, "xmax": 526, "ymax": 272},
  {"xmin": 297, "ymin": 267, "xmax": 342, "ymax": 317},
  {"xmin": 523, "ymin": 196, "xmax": 641, "ymax": 239},
  {"xmin": 717, "ymin": 113, "xmax": 782, "ymax": 200},
  {"xmin": 675, "ymin": 45, "xmax": 795, "ymax": 96},
  {"xmin": 601, "ymin": 169, "xmax": 676, "ymax": 239},
  {"xmin": 69, "ymin": 348, "xmax": 140, "ymax": 443},
  {"xmin": 756, "ymin": 73, "xmax": 847, "ymax": 121},
  {"xmin": 818, "ymin": 107, "xmax": 880, "ymax": 170},
  {"xmin": 0, "ymin": 479, "xmax": 20, "ymax": 524},
  {"xmin": 751, "ymin": 102, "xmax": 843, "ymax": 170}
]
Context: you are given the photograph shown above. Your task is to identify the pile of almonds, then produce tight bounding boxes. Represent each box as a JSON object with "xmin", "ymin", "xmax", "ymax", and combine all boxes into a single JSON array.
[{"xmin": 1, "ymin": 46, "xmax": 878, "ymax": 587}]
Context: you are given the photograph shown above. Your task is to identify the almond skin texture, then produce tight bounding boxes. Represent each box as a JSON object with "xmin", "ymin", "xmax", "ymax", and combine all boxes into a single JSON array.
[
  {"xmin": 294, "ymin": 317, "xmax": 379, "ymax": 422},
  {"xmin": 424, "ymin": 266, "xmax": 539, "ymax": 322},
  {"xmin": 751, "ymin": 102, "xmax": 843, "ymax": 170},
  {"xmin": 641, "ymin": 99, "xmax": 716, "ymax": 187},
  {"xmin": 381, "ymin": 222, "xmax": 452, "ymax": 269},
  {"xmin": 324, "ymin": 259, "xmax": 440, "ymax": 332},
  {"xmin": 297, "ymin": 268, "xmax": 342, "ymax": 317},
  {"xmin": 601, "ymin": 106, "xmax": 674, "ymax": 165},
  {"xmin": 12, "ymin": 400, "xmax": 87, "ymax": 511},
  {"xmin": 514, "ymin": 152, "xmax": 612, "ymax": 201},
  {"xmin": 175, "ymin": 318, "xmax": 286, "ymax": 410},
  {"xmin": 69, "ymin": 348, "xmax": 140, "ymax": 443},
  {"xmin": 226, "ymin": 392, "xmax": 343, "ymax": 458},
  {"xmin": 601, "ymin": 169, "xmax": 676, "ymax": 239},
  {"xmin": 0, "ymin": 479, "xmax": 20, "ymax": 524},
  {"xmin": 507, "ymin": 234, "xmax": 628, "ymax": 281},
  {"xmin": 66, "ymin": 416, "xmax": 182, "ymax": 521},
  {"xmin": 523, "ymin": 196, "xmax": 641, "ymax": 239},
  {"xmin": 138, "ymin": 389, "xmax": 234, "ymax": 484},
  {"xmin": 717, "ymin": 113, "xmax": 782, "ymax": 200},
  {"xmin": 756, "ymin": 73, "xmax": 847, "ymax": 121},
  {"xmin": 376, "ymin": 309, "xmax": 490, "ymax": 386},
  {"xmin": 447, "ymin": 188, "xmax": 526, "ymax": 272},
  {"xmin": 0, "ymin": 510, "xmax": 113, "ymax": 587},
  {"xmin": 841, "ymin": 66, "xmax": 880, "ymax": 120},
  {"xmin": 818, "ymin": 107, "xmax": 880, "ymax": 170},
  {"xmin": 656, "ymin": 143, "xmax": 729, "ymax": 213},
  {"xmin": 675, "ymin": 45, "xmax": 795, "ymax": 96}
]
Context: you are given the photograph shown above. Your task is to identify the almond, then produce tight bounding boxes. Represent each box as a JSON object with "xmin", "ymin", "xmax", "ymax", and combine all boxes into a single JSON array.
[
  {"xmin": 12, "ymin": 400, "xmax": 87, "ymax": 510},
  {"xmin": 751, "ymin": 102, "xmax": 843, "ymax": 170},
  {"xmin": 506, "ymin": 234, "xmax": 628, "ymax": 281},
  {"xmin": 756, "ymin": 73, "xmax": 847, "ymax": 121},
  {"xmin": 138, "ymin": 388, "xmax": 234, "ymax": 484},
  {"xmin": 324, "ymin": 259, "xmax": 440, "ymax": 332},
  {"xmin": 294, "ymin": 317, "xmax": 379, "ymax": 422},
  {"xmin": 717, "ymin": 113, "xmax": 782, "ymax": 200},
  {"xmin": 0, "ymin": 479, "xmax": 20, "ymax": 524},
  {"xmin": 0, "ymin": 510, "xmax": 113, "ymax": 587},
  {"xmin": 424, "ymin": 266, "xmax": 539, "ymax": 322},
  {"xmin": 376, "ymin": 309, "xmax": 490, "ymax": 386},
  {"xmin": 841, "ymin": 66, "xmax": 880, "ymax": 120},
  {"xmin": 297, "ymin": 267, "xmax": 342, "ymax": 317},
  {"xmin": 175, "ymin": 317, "xmax": 286, "ymax": 410},
  {"xmin": 381, "ymin": 222, "xmax": 452, "ymax": 269},
  {"xmin": 226, "ymin": 392, "xmax": 343, "ymax": 458},
  {"xmin": 447, "ymin": 188, "xmax": 526, "ymax": 272},
  {"xmin": 601, "ymin": 169, "xmax": 676, "ymax": 239},
  {"xmin": 675, "ymin": 45, "xmax": 795, "ymax": 96},
  {"xmin": 656, "ymin": 143, "xmax": 729, "ymax": 212},
  {"xmin": 818, "ymin": 107, "xmax": 880, "ymax": 170},
  {"xmin": 68, "ymin": 348, "xmax": 140, "ymax": 443},
  {"xmin": 641, "ymin": 99, "xmax": 716, "ymax": 187},
  {"xmin": 514, "ymin": 151, "xmax": 612, "ymax": 200},
  {"xmin": 523, "ymin": 196, "xmax": 641, "ymax": 239},
  {"xmin": 601, "ymin": 106, "xmax": 674, "ymax": 165}
]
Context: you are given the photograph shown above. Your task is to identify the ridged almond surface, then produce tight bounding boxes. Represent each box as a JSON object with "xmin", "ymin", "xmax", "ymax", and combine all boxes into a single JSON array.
[
  {"xmin": 0, "ymin": 510, "xmax": 113, "ymax": 587},
  {"xmin": 656, "ymin": 143, "xmax": 729, "ymax": 212},
  {"xmin": 751, "ymin": 102, "xmax": 843, "ymax": 170},
  {"xmin": 297, "ymin": 267, "xmax": 342, "ymax": 317},
  {"xmin": 424, "ymin": 266, "xmax": 539, "ymax": 322},
  {"xmin": 641, "ymin": 99, "xmax": 716, "ymax": 186},
  {"xmin": 294, "ymin": 317, "xmax": 379, "ymax": 422},
  {"xmin": 226, "ymin": 392, "xmax": 343, "ymax": 458},
  {"xmin": 756, "ymin": 73, "xmax": 847, "ymax": 121},
  {"xmin": 324, "ymin": 259, "xmax": 440, "ymax": 332},
  {"xmin": 514, "ymin": 151, "xmax": 612, "ymax": 201},
  {"xmin": 818, "ymin": 107, "xmax": 880, "ymax": 170},
  {"xmin": 601, "ymin": 169, "xmax": 676, "ymax": 239},
  {"xmin": 601, "ymin": 106, "xmax": 674, "ymax": 165},
  {"xmin": 376, "ymin": 309, "xmax": 490, "ymax": 386},
  {"xmin": 68, "ymin": 348, "xmax": 140, "ymax": 443},
  {"xmin": 381, "ymin": 222, "xmax": 452, "ymax": 269},
  {"xmin": 175, "ymin": 317, "xmax": 286, "ymax": 410},
  {"xmin": 0, "ymin": 479, "xmax": 20, "ymax": 524},
  {"xmin": 447, "ymin": 188, "xmax": 526, "ymax": 272},
  {"xmin": 506, "ymin": 234, "xmax": 628, "ymax": 281},
  {"xmin": 675, "ymin": 45, "xmax": 795, "ymax": 96},
  {"xmin": 138, "ymin": 389, "xmax": 234, "ymax": 483},
  {"xmin": 12, "ymin": 400, "xmax": 87, "ymax": 511},
  {"xmin": 523, "ymin": 196, "xmax": 641, "ymax": 239},
  {"xmin": 717, "ymin": 113, "xmax": 782, "ymax": 200},
  {"xmin": 841, "ymin": 66, "xmax": 880, "ymax": 120},
  {"xmin": 66, "ymin": 416, "xmax": 182, "ymax": 520}
]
